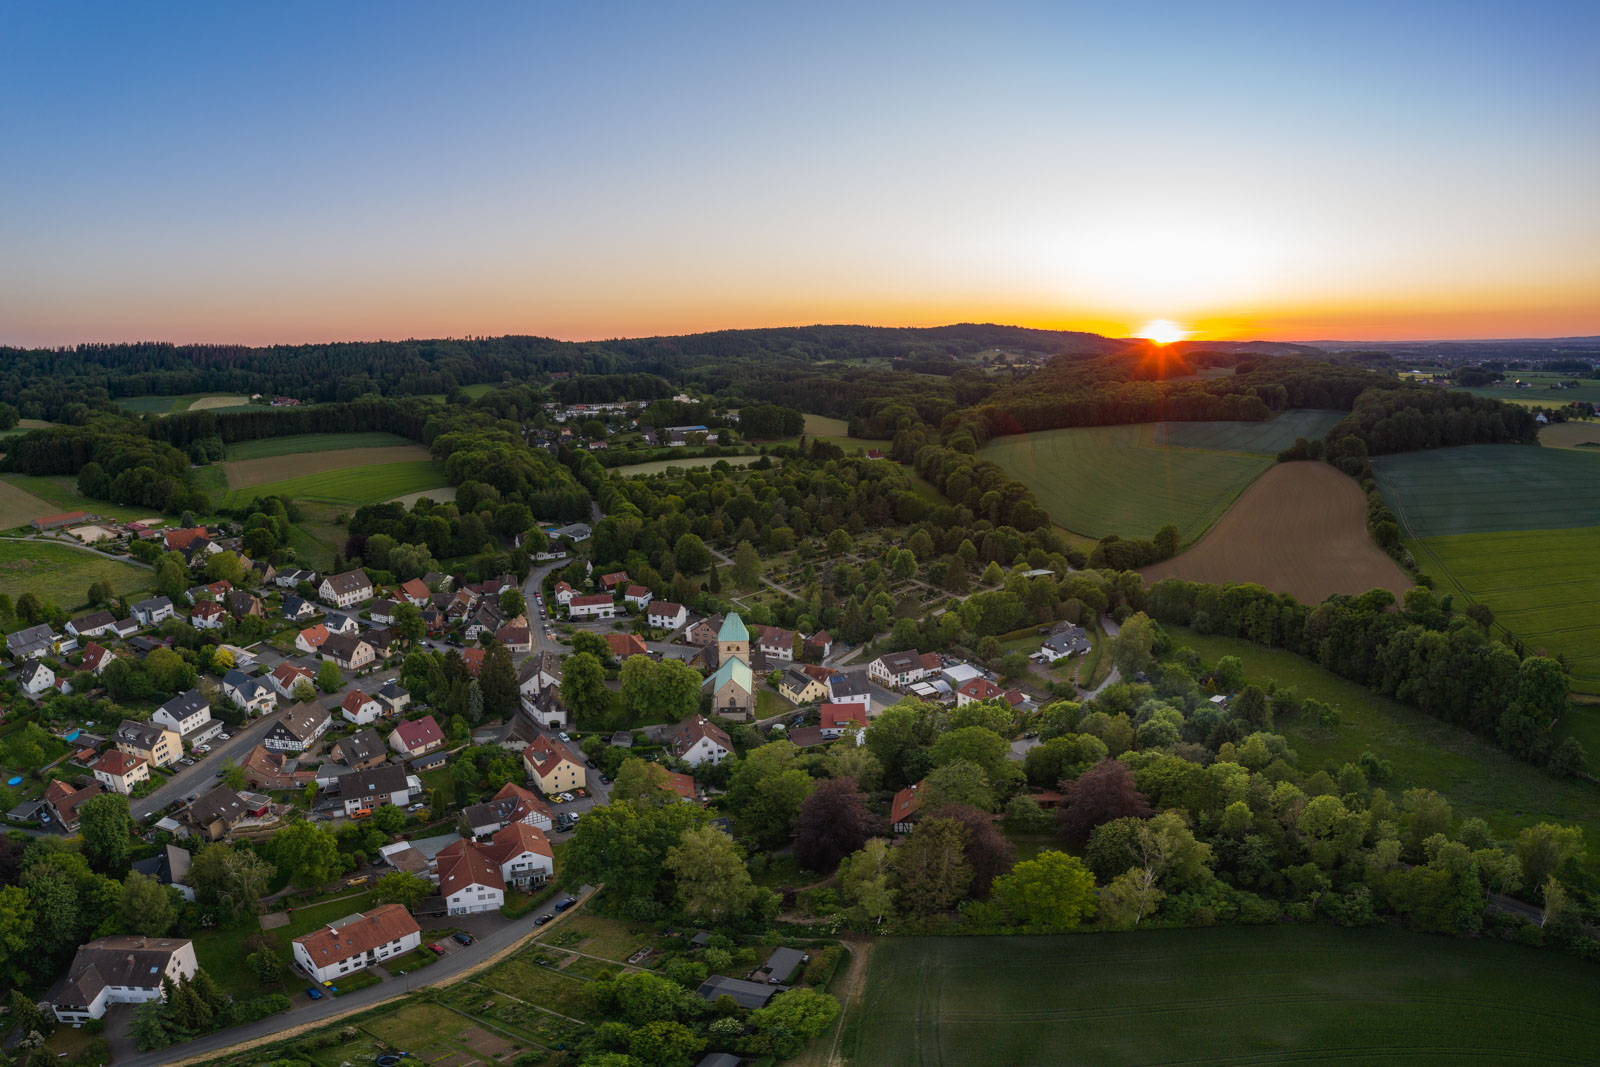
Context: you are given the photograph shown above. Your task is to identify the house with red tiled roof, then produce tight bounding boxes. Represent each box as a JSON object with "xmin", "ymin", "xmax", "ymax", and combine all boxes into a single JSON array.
[
  {"xmin": 387, "ymin": 715, "xmax": 444, "ymax": 758},
  {"xmin": 81, "ymin": 642, "xmax": 114, "ymax": 675},
  {"xmin": 599, "ymin": 571, "xmax": 630, "ymax": 592},
  {"xmin": 295, "ymin": 624, "xmax": 330, "ymax": 654},
  {"xmin": 292, "ymin": 904, "xmax": 420, "ymax": 984},
  {"xmin": 605, "ymin": 632, "xmax": 648, "ymax": 659},
  {"xmin": 190, "ymin": 601, "xmax": 226, "ymax": 630},
  {"xmin": 568, "ymin": 593, "xmax": 615, "ymax": 620},
  {"xmin": 890, "ymin": 781, "xmax": 923, "ymax": 833},
  {"xmin": 461, "ymin": 647, "xmax": 484, "ymax": 677},
  {"xmin": 91, "ymin": 750, "xmax": 149, "ymax": 795},
  {"xmin": 956, "ymin": 677, "xmax": 1003, "ymax": 707},
  {"xmin": 435, "ymin": 839, "xmax": 505, "ymax": 914},
  {"xmin": 522, "ymin": 735, "xmax": 585, "ymax": 794},
  {"xmin": 624, "ymin": 585, "xmax": 653, "ymax": 609},
  {"xmin": 43, "ymin": 778, "xmax": 103, "ymax": 833},
  {"xmin": 495, "ymin": 623, "xmax": 531, "ymax": 653},
  {"xmin": 398, "ymin": 578, "xmax": 431, "ymax": 606},
  {"xmin": 341, "ymin": 689, "xmax": 383, "ymax": 726},
  {"xmin": 819, "ymin": 702, "xmax": 868, "ymax": 740},
  {"xmin": 668, "ymin": 716, "xmax": 733, "ymax": 769}
]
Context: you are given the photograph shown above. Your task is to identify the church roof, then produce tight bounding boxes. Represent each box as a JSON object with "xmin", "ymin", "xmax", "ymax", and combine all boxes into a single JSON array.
[{"xmin": 718, "ymin": 612, "xmax": 749, "ymax": 643}]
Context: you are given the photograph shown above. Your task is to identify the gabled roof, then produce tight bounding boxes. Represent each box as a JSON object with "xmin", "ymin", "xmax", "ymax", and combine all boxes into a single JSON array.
[
  {"xmin": 19, "ymin": 658, "xmax": 53, "ymax": 685},
  {"xmin": 92, "ymin": 749, "xmax": 144, "ymax": 777},
  {"xmin": 342, "ymin": 689, "xmax": 377, "ymax": 714},
  {"xmin": 820, "ymin": 702, "xmax": 868, "ymax": 728},
  {"xmin": 399, "ymin": 578, "xmax": 430, "ymax": 600},
  {"xmin": 605, "ymin": 632, "xmax": 648, "ymax": 658},
  {"xmin": 648, "ymin": 600, "xmax": 686, "ymax": 617},
  {"xmin": 277, "ymin": 701, "xmax": 330, "ymax": 741},
  {"xmin": 293, "ymin": 904, "xmax": 419, "ymax": 966},
  {"xmin": 321, "ymin": 569, "xmax": 373, "ymax": 596},
  {"xmin": 47, "ymin": 936, "xmax": 193, "ymax": 1009},
  {"xmin": 569, "ymin": 593, "xmax": 613, "ymax": 608},
  {"xmin": 671, "ymin": 716, "xmax": 732, "ymax": 754},
  {"xmin": 704, "ymin": 654, "xmax": 753, "ymax": 694},
  {"xmin": 298, "ymin": 623, "xmax": 329, "ymax": 648},
  {"xmin": 391, "ymin": 715, "xmax": 443, "ymax": 751},
  {"xmin": 523, "ymin": 734, "xmax": 580, "ymax": 776},
  {"xmin": 891, "ymin": 782, "xmax": 922, "ymax": 823},
  {"xmin": 336, "ymin": 728, "xmax": 386, "ymax": 764},
  {"xmin": 828, "ymin": 672, "xmax": 871, "ymax": 698},
  {"xmin": 758, "ymin": 625, "xmax": 796, "ymax": 647},
  {"xmin": 484, "ymin": 819, "xmax": 554, "ymax": 863},
  {"xmin": 959, "ymin": 677, "xmax": 1003, "ymax": 701},
  {"xmin": 188, "ymin": 785, "xmax": 248, "ymax": 827},
  {"xmin": 322, "ymin": 633, "xmax": 372, "ymax": 661},
  {"xmin": 437, "ymin": 838, "xmax": 505, "ymax": 898}
]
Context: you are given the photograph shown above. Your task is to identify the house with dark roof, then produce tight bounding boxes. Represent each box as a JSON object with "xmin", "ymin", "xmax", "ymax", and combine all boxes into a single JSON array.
[
  {"xmin": 321, "ymin": 633, "xmax": 375, "ymax": 671},
  {"xmin": 19, "ymin": 658, "xmax": 55, "ymax": 696},
  {"xmin": 826, "ymin": 671, "xmax": 872, "ymax": 709},
  {"xmin": 66, "ymin": 610, "xmax": 117, "ymax": 639},
  {"xmin": 131, "ymin": 843, "xmax": 194, "ymax": 901},
  {"xmin": 46, "ymin": 935, "xmax": 198, "ymax": 1023},
  {"xmin": 264, "ymin": 701, "xmax": 331, "ymax": 752},
  {"xmin": 696, "ymin": 975, "xmax": 782, "ymax": 1009},
  {"xmin": 318, "ymin": 568, "xmax": 374, "ymax": 609},
  {"xmin": 183, "ymin": 785, "xmax": 252, "ymax": 840},
  {"xmin": 7, "ymin": 623, "xmax": 59, "ymax": 659},
  {"xmin": 242, "ymin": 744, "xmax": 313, "ymax": 790},
  {"xmin": 339, "ymin": 763, "xmax": 420, "ymax": 816},
  {"xmin": 332, "ymin": 728, "xmax": 388, "ymax": 770},
  {"xmin": 131, "ymin": 595, "xmax": 175, "ymax": 626},
  {"xmin": 669, "ymin": 717, "xmax": 734, "ymax": 768},
  {"xmin": 43, "ymin": 778, "xmax": 103, "ymax": 832},
  {"xmin": 114, "ymin": 719, "xmax": 181, "ymax": 768}
]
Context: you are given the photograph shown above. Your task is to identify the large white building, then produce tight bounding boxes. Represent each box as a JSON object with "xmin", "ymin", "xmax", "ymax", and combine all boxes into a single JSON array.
[
  {"xmin": 47, "ymin": 936, "xmax": 198, "ymax": 1023},
  {"xmin": 292, "ymin": 904, "xmax": 421, "ymax": 984}
]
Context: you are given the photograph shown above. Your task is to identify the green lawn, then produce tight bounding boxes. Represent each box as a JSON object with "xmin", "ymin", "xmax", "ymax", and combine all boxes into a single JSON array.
[
  {"xmin": 1373, "ymin": 445, "xmax": 1600, "ymax": 537},
  {"xmin": 1456, "ymin": 372, "xmax": 1600, "ymax": 407},
  {"xmin": 0, "ymin": 474, "xmax": 160, "ymax": 522},
  {"xmin": 614, "ymin": 454, "xmax": 764, "ymax": 477},
  {"xmin": 1154, "ymin": 409, "xmax": 1346, "ymax": 453},
  {"xmin": 0, "ymin": 538, "xmax": 150, "ymax": 609},
  {"xmin": 221, "ymin": 460, "xmax": 449, "ymax": 508},
  {"xmin": 191, "ymin": 891, "xmax": 378, "ymax": 997},
  {"xmin": 1409, "ymin": 527, "xmax": 1600, "ymax": 695},
  {"xmin": 225, "ymin": 431, "xmax": 417, "ymax": 461},
  {"xmin": 843, "ymin": 927, "xmax": 1600, "ymax": 1067},
  {"xmin": 983, "ymin": 423, "xmax": 1272, "ymax": 542},
  {"xmin": 1166, "ymin": 627, "xmax": 1600, "ymax": 853}
]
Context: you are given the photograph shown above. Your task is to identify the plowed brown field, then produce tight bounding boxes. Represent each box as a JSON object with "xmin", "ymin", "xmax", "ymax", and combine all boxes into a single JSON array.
[
  {"xmin": 1140, "ymin": 461, "xmax": 1411, "ymax": 603},
  {"xmin": 224, "ymin": 445, "xmax": 433, "ymax": 489}
]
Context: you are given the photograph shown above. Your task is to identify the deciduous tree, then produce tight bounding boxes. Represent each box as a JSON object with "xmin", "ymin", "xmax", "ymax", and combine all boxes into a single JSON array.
[
  {"xmin": 1056, "ymin": 759, "xmax": 1152, "ymax": 848},
  {"xmin": 991, "ymin": 850, "xmax": 1098, "ymax": 929},
  {"xmin": 794, "ymin": 778, "xmax": 874, "ymax": 873}
]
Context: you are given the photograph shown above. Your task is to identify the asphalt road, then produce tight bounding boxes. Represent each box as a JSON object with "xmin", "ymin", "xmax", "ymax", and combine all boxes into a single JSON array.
[{"xmin": 110, "ymin": 883, "xmax": 600, "ymax": 1067}]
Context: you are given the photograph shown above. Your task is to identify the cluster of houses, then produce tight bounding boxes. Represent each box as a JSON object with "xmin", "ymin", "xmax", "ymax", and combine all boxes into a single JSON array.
[{"xmin": 865, "ymin": 648, "xmax": 1032, "ymax": 711}]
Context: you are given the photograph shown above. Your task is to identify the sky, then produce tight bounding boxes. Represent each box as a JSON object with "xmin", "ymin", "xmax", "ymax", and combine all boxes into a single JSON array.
[{"xmin": 2, "ymin": 0, "xmax": 1597, "ymax": 347}]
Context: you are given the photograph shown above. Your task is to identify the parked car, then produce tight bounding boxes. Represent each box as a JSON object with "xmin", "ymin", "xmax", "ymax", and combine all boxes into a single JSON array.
[
  {"xmin": 351, "ymin": 808, "xmax": 373, "ymax": 820},
  {"xmin": 599, "ymin": 774, "xmax": 611, "ymax": 785},
  {"xmin": 585, "ymin": 758, "xmax": 597, "ymax": 768},
  {"xmin": 452, "ymin": 932, "xmax": 474, "ymax": 946},
  {"xmin": 535, "ymin": 913, "xmax": 554, "ymax": 925},
  {"xmin": 554, "ymin": 896, "xmax": 578, "ymax": 912},
  {"xmin": 558, "ymin": 732, "xmax": 571, "ymax": 743},
  {"xmin": 305, "ymin": 987, "xmax": 324, "ymax": 1001},
  {"xmin": 180, "ymin": 757, "xmax": 195, "ymax": 766},
  {"xmin": 428, "ymin": 942, "xmax": 447, "ymax": 954},
  {"xmin": 218, "ymin": 732, "xmax": 231, "ymax": 741}
]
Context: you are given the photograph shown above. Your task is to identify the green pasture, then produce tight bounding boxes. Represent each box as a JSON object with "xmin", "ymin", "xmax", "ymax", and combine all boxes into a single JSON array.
[
  {"xmin": 1154, "ymin": 409, "xmax": 1346, "ymax": 453},
  {"xmin": 1456, "ymin": 373, "xmax": 1600, "ymax": 406},
  {"xmin": 0, "ymin": 539, "xmax": 148, "ymax": 612},
  {"xmin": 1373, "ymin": 445, "xmax": 1600, "ymax": 537},
  {"xmin": 0, "ymin": 474, "xmax": 159, "ymax": 522},
  {"xmin": 844, "ymin": 927, "xmax": 1600, "ymax": 1067},
  {"xmin": 221, "ymin": 461, "xmax": 448, "ymax": 508},
  {"xmin": 1167, "ymin": 626, "xmax": 1600, "ymax": 846},
  {"xmin": 224, "ymin": 431, "xmax": 416, "ymax": 461},
  {"xmin": 114, "ymin": 393, "xmax": 259, "ymax": 416},
  {"xmin": 983, "ymin": 423, "xmax": 1272, "ymax": 541},
  {"xmin": 1410, "ymin": 527, "xmax": 1600, "ymax": 695},
  {"xmin": 615, "ymin": 454, "xmax": 764, "ymax": 476}
]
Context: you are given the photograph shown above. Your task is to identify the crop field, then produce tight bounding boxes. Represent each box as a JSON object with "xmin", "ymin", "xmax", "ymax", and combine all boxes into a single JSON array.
[
  {"xmin": 224, "ymin": 444, "xmax": 434, "ymax": 489},
  {"xmin": 843, "ymin": 927, "xmax": 1600, "ymax": 1066},
  {"xmin": 388, "ymin": 485, "xmax": 458, "ymax": 508},
  {"xmin": 115, "ymin": 393, "xmax": 255, "ymax": 416},
  {"xmin": 1166, "ymin": 626, "xmax": 1600, "ymax": 840},
  {"xmin": 1373, "ymin": 445, "xmax": 1600, "ymax": 537},
  {"xmin": 1538, "ymin": 421, "xmax": 1600, "ymax": 451},
  {"xmin": 0, "ymin": 539, "xmax": 149, "ymax": 608},
  {"xmin": 1154, "ymin": 408, "xmax": 1346, "ymax": 454},
  {"xmin": 1141, "ymin": 462, "xmax": 1410, "ymax": 603},
  {"xmin": 1412, "ymin": 527, "xmax": 1600, "ymax": 695},
  {"xmin": 223, "ymin": 431, "xmax": 416, "ymax": 461},
  {"xmin": 983, "ymin": 423, "xmax": 1272, "ymax": 541},
  {"xmin": 221, "ymin": 460, "xmax": 447, "ymax": 508},
  {"xmin": 0, "ymin": 477, "xmax": 63, "ymax": 529}
]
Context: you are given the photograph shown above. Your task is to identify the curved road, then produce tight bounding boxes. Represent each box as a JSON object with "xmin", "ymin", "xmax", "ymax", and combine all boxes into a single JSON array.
[{"xmin": 121, "ymin": 884, "xmax": 599, "ymax": 1067}]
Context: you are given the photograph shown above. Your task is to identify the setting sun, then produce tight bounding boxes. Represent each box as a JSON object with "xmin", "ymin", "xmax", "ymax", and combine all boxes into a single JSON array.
[{"xmin": 1137, "ymin": 319, "xmax": 1188, "ymax": 345}]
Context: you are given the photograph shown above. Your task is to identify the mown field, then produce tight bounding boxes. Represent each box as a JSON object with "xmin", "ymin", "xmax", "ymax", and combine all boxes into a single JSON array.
[
  {"xmin": 983, "ymin": 422, "xmax": 1272, "ymax": 541},
  {"xmin": 221, "ymin": 461, "xmax": 448, "ymax": 508},
  {"xmin": 1142, "ymin": 462, "xmax": 1410, "ymax": 603},
  {"xmin": 615, "ymin": 454, "xmax": 765, "ymax": 476},
  {"xmin": 1167, "ymin": 626, "xmax": 1600, "ymax": 842},
  {"xmin": 843, "ymin": 927, "xmax": 1600, "ymax": 1067},
  {"xmin": 1154, "ymin": 408, "xmax": 1346, "ymax": 454},
  {"xmin": 1537, "ymin": 421, "xmax": 1600, "ymax": 451},
  {"xmin": 224, "ymin": 444, "xmax": 434, "ymax": 489},
  {"xmin": 1457, "ymin": 373, "xmax": 1600, "ymax": 406},
  {"xmin": 0, "ymin": 474, "xmax": 157, "ymax": 522},
  {"xmin": 115, "ymin": 393, "xmax": 256, "ymax": 416},
  {"xmin": 224, "ymin": 431, "xmax": 416, "ymax": 461},
  {"xmin": 1373, "ymin": 445, "xmax": 1600, "ymax": 536},
  {"xmin": 0, "ymin": 477, "xmax": 62, "ymax": 529},
  {"xmin": 0, "ymin": 539, "xmax": 149, "ymax": 609},
  {"xmin": 1412, "ymin": 527, "xmax": 1600, "ymax": 695}
]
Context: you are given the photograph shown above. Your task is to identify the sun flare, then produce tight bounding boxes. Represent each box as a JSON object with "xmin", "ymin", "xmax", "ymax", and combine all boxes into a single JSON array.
[{"xmin": 1137, "ymin": 319, "xmax": 1187, "ymax": 345}]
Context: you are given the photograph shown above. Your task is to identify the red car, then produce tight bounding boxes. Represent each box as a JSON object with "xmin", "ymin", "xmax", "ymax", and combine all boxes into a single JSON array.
[{"xmin": 428, "ymin": 942, "xmax": 447, "ymax": 954}]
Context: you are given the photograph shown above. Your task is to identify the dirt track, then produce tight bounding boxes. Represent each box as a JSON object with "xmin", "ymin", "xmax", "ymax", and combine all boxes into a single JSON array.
[
  {"xmin": 225, "ymin": 445, "xmax": 433, "ymax": 489},
  {"xmin": 1140, "ymin": 462, "xmax": 1411, "ymax": 603}
]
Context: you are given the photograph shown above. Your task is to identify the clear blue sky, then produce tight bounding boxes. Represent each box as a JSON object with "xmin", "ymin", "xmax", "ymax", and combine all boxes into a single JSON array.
[{"xmin": 2, "ymin": 0, "xmax": 1596, "ymax": 345}]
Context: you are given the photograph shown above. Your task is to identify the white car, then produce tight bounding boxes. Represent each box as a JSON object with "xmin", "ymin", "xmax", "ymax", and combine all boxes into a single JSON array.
[{"xmin": 558, "ymin": 731, "xmax": 571, "ymax": 743}]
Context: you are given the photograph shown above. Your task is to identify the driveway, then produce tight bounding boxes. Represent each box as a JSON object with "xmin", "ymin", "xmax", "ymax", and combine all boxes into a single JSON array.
[{"xmin": 109, "ymin": 883, "xmax": 601, "ymax": 1067}]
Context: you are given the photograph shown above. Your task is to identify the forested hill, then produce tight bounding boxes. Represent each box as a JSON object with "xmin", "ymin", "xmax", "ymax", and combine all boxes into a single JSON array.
[{"xmin": 0, "ymin": 324, "xmax": 1318, "ymax": 420}]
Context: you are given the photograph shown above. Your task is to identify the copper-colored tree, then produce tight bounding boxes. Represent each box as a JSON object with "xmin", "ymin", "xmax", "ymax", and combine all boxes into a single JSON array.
[
  {"xmin": 794, "ymin": 778, "xmax": 876, "ymax": 873},
  {"xmin": 1056, "ymin": 759, "xmax": 1153, "ymax": 848}
]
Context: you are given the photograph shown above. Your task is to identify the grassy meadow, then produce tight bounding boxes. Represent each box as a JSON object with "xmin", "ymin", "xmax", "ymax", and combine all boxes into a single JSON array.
[
  {"xmin": 983, "ymin": 422, "xmax": 1272, "ymax": 542},
  {"xmin": 1154, "ymin": 408, "xmax": 1346, "ymax": 454},
  {"xmin": 1456, "ymin": 372, "xmax": 1600, "ymax": 407},
  {"xmin": 223, "ymin": 431, "xmax": 416, "ymax": 461},
  {"xmin": 0, "ymin": 474, "xmax": 158, "ymax": 522},
  {"xmin": 1167, "ymin": 627, "xmax": 1600, "ymax": 847},
  {"xmin": 115, "ymin": 393, "xmax": 258, "ymax": 416},
  {"xmin": 843, "ymin": 927, "xmax": 1600, "ymax": 1067},
  {"xmin": 0, "ymin": 539, "xmax": 149, "ymax": 609},
  {"xmin": 221, "ymin": 460, "xmax": 448, "ymax": 508},
  {"xmin": 1373, "ymin": 445, "xmax": 1600, "ymax": 536},
  {"xmin": 1410, "ymin": 527, "xmax": 1600, "ymax": 695},
  {"xmin": 615, "ymin": 454, "xmax": 765, "ymax": 476}
]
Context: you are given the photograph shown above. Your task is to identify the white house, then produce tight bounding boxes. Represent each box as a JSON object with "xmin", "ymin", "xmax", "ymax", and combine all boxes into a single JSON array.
[
  {"xmin": 190, "ymin": 601, "xmax": 227, "ymax": 630},
  {"xmin": 153, "ymin": 689, "xmax": 223, "ymax": 748},
  {"xmin": 270, "ymin": 661, "xmax": 315, "ymax": 699},
  {"xmin": 341, "ymin": 763, "xmax": 421, "ymax": 816},
  {"xmin": 668, "ymin": 717, "xmax": 734, "ymax": 768},
  {"xmin": 319, "ymin": 569, "xmax": 374, "ymax": 609},
  {"xmin": 47, "ymin": 936, "xmax": 198, "ymax": 1023},
  {"xmin": 91, "ymin": 750, "xmax": 150, "ymax": 795},
  {"xmin": 757, "ymin": 626, "xmax": 796, "ymax": 663},
  {"xmin": 827, "ymin": 672, "xmax": 872, "ymax": 710},
  {"xmin": 292, "ymin": 905, "xmax": 420, "ymax": 985},
  {"xmin": 567, "ymin": 593, "xmax": 615, "ymax": 620},
  {"xmin": 435, "ymin": 841, "xmax": 505, "ymax": 915},
  {"xmin": 222, "ymin": 671, "xmax": 278, "ymax": 716},
  {"xmin": 553, "ymin": 581, "xmax": 576, "ymax": 606},
  {"xmin": 624, "ymin": 585, "xmax": 653, "ymax": 610},
  {"xmin": 131, "ymin": 596, "xmax": 175, "ymax": 626},
  {"xmin": 341, "ymin": 689, "xmax": 383, "ymax": 726},
  {"xmin": 66, "ymin": 611, "xmax": 117, "ymax": 639},
  {"xmin": 646, "ymin": 601, "xmax": 688, "ymax": 630},
  {"xmin": 19, "ymin": 658, "xmax": 55, "ymax": 696},
  {"xmin": 323, "ymin": 612, "xmax": 360, "ymax": 636}
]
